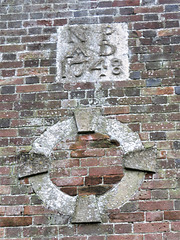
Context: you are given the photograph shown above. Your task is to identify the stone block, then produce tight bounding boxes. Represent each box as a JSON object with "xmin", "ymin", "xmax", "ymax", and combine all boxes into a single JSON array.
[
  {"xmin": 18, "ymin": 152, "xmax": 49, "ymax": 178},
  {"xmin": 124, "ymin": 148, "xmax": 156, "ymax": 172},
  {"xmin": 71, "ymin": 195, "xmax": 101, "ymax": 223},
  {"xmin": 74, "ymin": 108, "xmax": 101, "ymax": 133}
]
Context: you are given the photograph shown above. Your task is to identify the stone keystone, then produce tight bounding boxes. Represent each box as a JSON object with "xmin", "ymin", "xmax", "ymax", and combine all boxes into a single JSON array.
[
  {"xmin": 124, "ymin": 148, "xmax": 156, "ymax": 173},
  {"xmin": 71, "ymin": 195, "xmax": 101, "ymax": 223},
  {"xmin": 74, "ymin": 108, "xmax": 101, "ymax": 133}
]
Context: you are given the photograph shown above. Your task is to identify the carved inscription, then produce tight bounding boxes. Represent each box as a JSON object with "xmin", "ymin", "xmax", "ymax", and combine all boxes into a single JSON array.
[{"xmin": 56, "ymin": 24, "xmax": 129, "ymax": 82}]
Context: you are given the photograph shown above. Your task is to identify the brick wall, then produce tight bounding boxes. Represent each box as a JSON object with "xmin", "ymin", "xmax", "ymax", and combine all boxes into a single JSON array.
[{"xmin": 0, "ymin": 0, "xmax": 180, "ymax": 239}]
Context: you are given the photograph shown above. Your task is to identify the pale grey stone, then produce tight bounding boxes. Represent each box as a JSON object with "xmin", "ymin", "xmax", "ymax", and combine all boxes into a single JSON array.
[
  {"xmin": 96, "ymin": 117, "xmax": 144, "ymax": 154},
  {"xmin": 56, "ymin": 23, "xmax": 129, "ymax": 83},
  {"xmin": 74, "ymin": 108, "xmax": 101, "ymax": 132},
  {"xmin": 124, "ymin": 148, "xmax": 156, "ymax": 172},
  {"xmin": 98, "ymin": 170, "xmax": 145, "ymax": 213},
  {"xmin": 71, "ymin": 195, "xmax": 101, "ymax": 223},
  {"xmin": 29, "ymin": 174, "xmax": 77, "ymax": 216},
  {"xmin": 32, "ymin": 117, "xmax": 77, "ymax": 157},
  {"xmin": 18, "ymin": 153, "xmax": 49, "ymax": 179}
]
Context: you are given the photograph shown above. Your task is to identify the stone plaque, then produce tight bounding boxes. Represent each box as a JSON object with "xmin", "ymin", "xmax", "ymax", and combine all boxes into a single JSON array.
[{"xmin": 56, "ymin": 23, "xmax": 129, "ymax": 82}]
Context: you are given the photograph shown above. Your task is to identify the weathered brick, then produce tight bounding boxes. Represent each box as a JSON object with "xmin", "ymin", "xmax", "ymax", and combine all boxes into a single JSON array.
[
  {"xmin": 0, "ymin": 217, "xmax": 32, "ymax": 227},
  {"xmin": 109, "ymin": 211, "xmax": 144, "ymax": 223},
  {"xmin": 134, "ymin": 222, "xmax": 169, "ymax": 233}
]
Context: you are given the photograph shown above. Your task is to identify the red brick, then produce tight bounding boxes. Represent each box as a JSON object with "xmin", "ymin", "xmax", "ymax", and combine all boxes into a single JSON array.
[
  {"xmin": 81, "ymin": 158, "xmax": 99, "ymax": 167},
  {"xmin": 89, "ymin": 166, "xmax": 123, "ymax": 176},
  {"xmin": 163, "ymin": 233, "xmax": 180, "ymax": 240},
  {"xmin": 139, "ymin": 201, "xmax": 173, "ymax": 211},
  {"xmin": 0, "ymin": 217, "xmax": 32, "ymax": 227},
  {"xmin": 1, "ymin": 196, "xmax": 30, "ymax": 205},
  {"xmin": 142, "ymin": 122, "xmax": 175, "ymax": 131},
  {"xmin": 0, "ymin": 228, "xmax": 4, "ymax": 238},
  {"xmin": 85, "ymin": 176, "xmax": 102, "ymax": 185},
  {"xmin": 24, "ymin": 206, "xmax": 55, "ymax": 215},
  {"xmin": 109, "ymin": 211, "xmax": 144, "ymax": 223},
  {"xmin": 112, "ymin": 0, "xmax": 140, "ymax": 7},
  {"xmin": 52, "ymin": 177, "xmax": 83, "ymax": 187},
  {"xmin": 69, "ymin": 141, "xmax": 87, "ymax": 150},
  {"xmin": 133, "ymin": 190, "xmax": 151, "ymax": 200},
  {"xmin": 22, "ymin": 35, "xmax": 50, "ymax": 43},
  {"xmin": 0, "ymin": 185, "xmax": 11, "ymax": 195},
  {"xmin": 144, "ymin": 234, "xmax": 163, "ymax": 240},
  {"xmin": 78, "ymin": 133, "xmax": 110, "ymax": 141},
  {"xmin": 141, "ymin": 87, "xmax": 174, "ymax": 95},
  {"xmin": 103, "ymin": 106, "xmax": 129, "ymax": 115},
  {"xmin": 134, "ymin": 6, "xmax": 163, "ymax": 14},
  {"xmin": 146, "ymin": 212, "xmax": 163, "ymax": 222},
  {"xmin": 89, "ymin": 237, "xmax": 105, "ymax": 240},
  {"xmin": 37, "ymin": 20, "xmax": 52, "ymax": 26},
  {"xmin": 134, "ymin": 22, "xmax": 163, "ymax": 30},
  {"xmin": 171, "ymin": 221, "xmax": 180, "ymax": 231},
  {"xmin": 164, "ymin": 211, "xmax": 180, "ymax": 220},
  {"xmin": 115, "ymin": 223, "xmax": 132, "ymax": 234},
  {"xmin": 71, "ymin": 149, "xmax": 105, "ymax": 158},
  {"xmin": 134, "ymin": 222, "xmax": 169, "ymax": 233},
  {"xmin": 107, "ymin": 236, "xmax": 143, "ymax": 240},
  {"xmin": 0, "ymin": 166, "xmax": 10, "ymax": 175},
  {"xmin": 104, "ymin": 174, "xmax": 124, "ymax": 184},
  {"xmin": 60, "ymin": 237, "xmax": 87, "ymax": 240},
  {"xmin": 16, "ymin": 84, "xmax": 47, "ymax": 93},
  {"xmin": 71, "ymin": 168, "xmax": 88, "ymax": 176},
  {"xmin": 54, "ymin": 19, "xmax": 67, "ymax": 26},
  {"xmin": 2, "ymin": 69, "xmax": 15, "ymax": 77},
  {"xmin": 17, "ymin": 68, "xmax": 48, "ymax": 76},
  {"xmin": 0, "ymin": 45, "xmax": 25, "ymax": 52},
  {"xmin": 0, "ymin": 111, "xmax": 19, "ymax": 119},
  {"xmin": 61, "ymin": 187, "xmax": 77, "ymax": 196}
]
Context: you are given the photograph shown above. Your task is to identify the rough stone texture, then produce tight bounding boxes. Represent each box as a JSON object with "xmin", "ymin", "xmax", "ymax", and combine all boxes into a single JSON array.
[
  {"xmin": 124, "ymin": 148, "xmax": 157, "ymax": 172},
  {"xmin": 71, "ymin": 195, "xmax": 101, "ymax": 223},
  {"xmin": 96, "ymin": 117, "xmax": 144, "ymax": 154},
  {"xmin": 98, "ymin": 170, "xmax": 145, "ymax": 212},
  {"xmin": 56, "ymin": 23, "xmax": 129, "ymax": 83},
  {"xmin": 29, "ymin": 173, "xmax": 77, "ymax": 216},
  {"xmin": 74, "ymin": 108, "xmax": 101, "ymax": 132},
  {"xmin": 32, "ymin": 117, "xmax": 77, "ymax": 157},
  {"xmin": 18, "ymin": 152, "xmax": 49, "ymax": 178}
]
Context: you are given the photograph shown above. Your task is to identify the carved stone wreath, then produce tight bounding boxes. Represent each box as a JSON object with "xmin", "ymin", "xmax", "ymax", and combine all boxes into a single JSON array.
[{"xmin": 18, "ymin": 108, "xmax": 156, "ymax": 223}]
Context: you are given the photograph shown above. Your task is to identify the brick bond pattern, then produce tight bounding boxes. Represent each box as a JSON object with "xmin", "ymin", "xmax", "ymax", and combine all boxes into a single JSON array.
[{"xmin": 0, "ymin": 0, "xmax": 180, "ymax": 239}]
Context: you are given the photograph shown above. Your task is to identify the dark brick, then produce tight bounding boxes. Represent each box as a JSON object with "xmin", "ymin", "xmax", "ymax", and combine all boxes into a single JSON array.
[
  {"xmin": 120, "ymin": 8, "xmax": 134, "ymax": 15},
  {"xmin": 21, "ymin": 94, "xmax": 36, "ymax": 101},
  {"xmin": 28, "ymin": 28, "xmax": 42, "ymax": 35},
  {"xmin": 31, "ymin": 195, "xmax": 42, "ymax": 205},
  {"xmin": 2, "ymin": 54, "xmax": 16, "ymax": 61},
  {"xmin": 8, "ymin": 21, "xmax": 22, "ymax": 28},
  {"xmin": 70, "ymin": 91, "xmax": 85, "ymax": 99},
  {"xmin": 74, "ymin": 10, "xmax": 88, "ymax": 17},
  {"xmin": 40, "ymin": 59, "xmax": 56, "ymax": 67},
  {"xmin": 165, "ymin": 21, "xmax": 179, "ymax": 28},
  {"xmin": 143, "ymin": 30, "xmax": 157, "ymax": 37},
  {"xmin": 25, "ymin": 60, "xmax": 39, "ymax": 68},
  {"xmin": 109, "ymin": 89, "xmax": 124, "ymax": 97},
  {"xmin": 150, "ymin": 132, "xmax": 166, "ymax": 141},
  {"xmin": 152, "ymin": 96, "xmax": 167, "ymax": 105},
  {"xmin": 2, "ymin": 70, "xmax": 15, "ymax": 77},
  {"xmin": 175, "ymin": 201, "xmax": 180, "ymax": 210},
  {"xmin": 175, "ymin": 159, "xmax": 180, "ymax": 168},
  {"xmin": 120, "ymin": 202, "xmax": 139, "ymax": 212},
  {"xmin": 78, "ymin": 185, "xmax": 112, "ymax": 196},
  {"xmin": 1, "ymin": 86, "xmax": 15, "ymax": 94},
  {"xmin": 50, "ymin": 67, "xmax": 56, "ymax": 74},
  {"xmin": 171, "ymin": 36, "xmax": 180, "ymax": 44},
  {"xmin": 25, "ymin": 76, "xmax": 39, "ymax": 84},
  {"xmin": 99, "ymin": 16, "xmax": 114, "ymax": 23},
  {"xmin": 144, "ymin": 14, "xmax": 158, "ymax": 21},
  {"xmin": 43, "ymin": 27, "xmax": 57, "ymax": 34},
  {"xmin": 125, "ymin": 88, "xmax": 140, "ymax": 96},
  {"xmin": 146, "ymin": 78, "xmax": 162, "ymax": 87},
  {"xmin": 130, "ymin": 71, "xmax": 140, "ymax": 80},
  {"xmin": 142, "ymin": 0, "xmax": 155, "ymax": 5},
  {"xmin": 165, "ymin": 5, "xmax": 179, "ymax": 12},
  {"xmin": 173, "ymin": 141, "xmax": 180, "ymax": 150},
  {"xmin": 48, "ymin": 83, "xmax": 63, "ymax": 91},
  {"xmin": 175, "ymin": 86, "xmax": 180, "ymax": 95},
  {"xmin": 0, "ymin": 119, "xmax": 10, "ymax": 128}
]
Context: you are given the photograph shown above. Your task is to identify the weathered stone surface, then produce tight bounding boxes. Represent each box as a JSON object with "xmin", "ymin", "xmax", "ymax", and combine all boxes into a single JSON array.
[
  {"xmin": 124, "ymin": 148, "xmax": 156, "ymax": 172},
  {"xmin": 32, "ymin": 117, "xmax": 77, "ymax": 157},
  {"xmin": 96, "ymin": 117, "xmax": 144, "ymax": 154},
  {"xmin": 71, "ymin": 195, "xmax": 101, "ymax": 223},
  {"xmin": 29, "ymin": 173, "xmax": 77, "ymax": 216},
  {"xmin": 18, "ymin": 153, "xmax": 49, "ymax": 179},
  {"xmin": 98, "ymin": 170, "xmax": 145, "ymax": 213},
  {"xmin": 74, "ymin": 108, "xmax": 101, "ymax": 132},
  {"xmin": 56, "ymin": 23, "xmax": 129, "ymax": 83}
]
